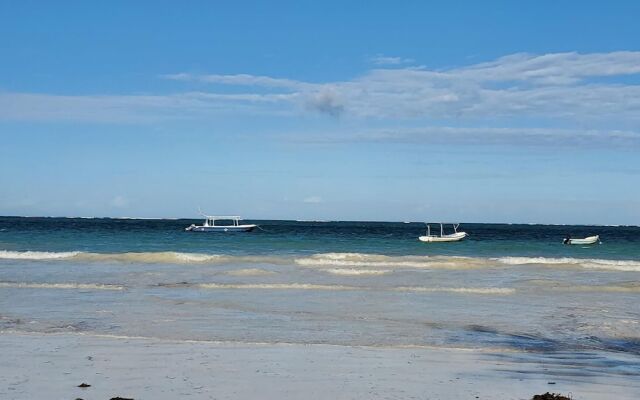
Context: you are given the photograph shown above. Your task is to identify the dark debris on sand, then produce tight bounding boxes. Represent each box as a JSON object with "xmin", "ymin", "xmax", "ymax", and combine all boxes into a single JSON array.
[
  {"xmin": 77, "ymin": 383, "xmax": 91, "ymax": 388},
  {"xmin": 110, "ymin": 397, "xmax": 134, "ymax": 400},
  {"xmin": 532, "ymin": 393, "xmax": 571, "ymax": 400}
]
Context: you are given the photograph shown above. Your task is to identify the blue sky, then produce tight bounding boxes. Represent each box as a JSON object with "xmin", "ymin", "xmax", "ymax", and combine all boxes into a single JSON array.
[{"xmin": 1, "ymin": 1, "xmax": 639, "ymax": 224}]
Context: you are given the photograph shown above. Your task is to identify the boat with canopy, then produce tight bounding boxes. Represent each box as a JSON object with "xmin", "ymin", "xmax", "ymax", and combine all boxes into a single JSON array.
[
  {"xmin": 185, "ymin": 215, "xmax": 257, "ymax": 232},
  {"xmin": 419, "ymin": 223, "xmax": 468, "ymax": 242}
]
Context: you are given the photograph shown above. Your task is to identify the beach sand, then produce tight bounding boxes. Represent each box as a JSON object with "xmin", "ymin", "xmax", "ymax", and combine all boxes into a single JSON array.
[{"xmin": 1, "ymin": 333, "xmax": 638, "ymax": 399}]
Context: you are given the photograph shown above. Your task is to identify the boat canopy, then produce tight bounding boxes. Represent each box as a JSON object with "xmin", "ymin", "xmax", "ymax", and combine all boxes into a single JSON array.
[
  {"xmin": 425, "ymin": 223, "xmax": 461, "ymax": 236},
  {"xmin": 202, "ymin": 215, "xmax": 243, "ymax": 227}
]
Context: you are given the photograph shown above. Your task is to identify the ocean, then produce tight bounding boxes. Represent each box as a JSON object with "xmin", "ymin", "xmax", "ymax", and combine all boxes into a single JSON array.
[{"xmin": 1, "ymin": 217, "xmax": 639, "ymax": 358}]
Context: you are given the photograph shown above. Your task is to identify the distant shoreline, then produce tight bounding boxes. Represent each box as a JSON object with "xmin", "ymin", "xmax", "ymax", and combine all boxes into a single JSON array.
[{"xmin": 0, "ymin": 215, "xmax": 636, "ymax": 227}]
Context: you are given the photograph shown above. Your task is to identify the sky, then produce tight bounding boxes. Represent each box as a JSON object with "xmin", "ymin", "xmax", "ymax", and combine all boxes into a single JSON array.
[{"xmin": 1, "ymin": 1, "xmax": 639, "ymax": 224}]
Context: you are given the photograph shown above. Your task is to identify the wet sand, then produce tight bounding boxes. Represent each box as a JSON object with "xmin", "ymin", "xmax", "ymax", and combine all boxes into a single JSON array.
[{"xmin": 1, "ymin": 332, "xmax": 638, "ymax": 399}]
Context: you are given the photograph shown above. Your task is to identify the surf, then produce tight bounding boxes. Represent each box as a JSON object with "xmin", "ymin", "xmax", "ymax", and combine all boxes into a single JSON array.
[{"xmin": 2, "ymin": 250, "xmax": 640, "ymax": 272}]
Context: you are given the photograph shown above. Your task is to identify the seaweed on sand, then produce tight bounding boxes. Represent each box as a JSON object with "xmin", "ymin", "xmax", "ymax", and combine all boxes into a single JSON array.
[{"xmin": 532, "ymin": 393, "xmax": 571, "ymax": 400}]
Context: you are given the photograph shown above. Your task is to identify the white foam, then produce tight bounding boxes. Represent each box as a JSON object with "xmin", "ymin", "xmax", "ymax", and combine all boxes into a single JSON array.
[
  {"xmin": 171, "ymin": 253, "xmax": 224, "ymax": 263},
  {"xmin": 495, "ymin": 257, "xmax": 640, "ymax": 272},
  {"xmin": 0, "ymin": 250, "xmax": 80, "ymax": 260},
  {"xmin": 325, "ymin": 268, "xmax": 391, "ymax": 276},
  {"xmin": 0, "ymin": 282, "xmax": 124, "ymax": 290},
  {"xmin": 0, "ymin": 250, "xmax": 287, "ymax": 265},
  {"xmin": 3, "ymin": 250, "xmax": 638, "ymax": 273},
  {"xmin": 393, "ymin": 287, "xmax": 515, "ymax": 295},
  {"xmin": 194, "ymin": 282, "xmax": 513, "ymax": 295},
  {"xmin": 295, "ymin": 253, "xmax": 486, "ymax": 269},
  {"xmin": 0, "ymin": 250, "xmax": 228, "ymax": 264},
  {"xmin": 78, "ymin": 251, "xmax": 225, "ymax": 264},
  {"xmin": 196, "ymin": 283, "xmax": 358, "ymax": 291}
]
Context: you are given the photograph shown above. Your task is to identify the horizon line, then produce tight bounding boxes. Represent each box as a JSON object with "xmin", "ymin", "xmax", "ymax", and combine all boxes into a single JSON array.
[{"xmin": 0, "ymin": 215, "xmax": 636, "ymax": 228}]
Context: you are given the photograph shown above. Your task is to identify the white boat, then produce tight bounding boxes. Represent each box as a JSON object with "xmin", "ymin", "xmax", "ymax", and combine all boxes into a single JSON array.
[
  {"xmin": 419, "ymin": 223, "xmax": 468, "ymax": 242},
  {"xmin": 563, "ymin": 235, "xmax": 600, "ymax": 245},
  {"xmin": 185, "ymin": 215, "xmax": 257, "ymax": 232}
]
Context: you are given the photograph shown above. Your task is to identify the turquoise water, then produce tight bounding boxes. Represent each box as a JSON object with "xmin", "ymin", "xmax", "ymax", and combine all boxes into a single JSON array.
[
  {"xmin": 1, "ymin": 217, "xmax": 639, "ymax": 259},
  {"xmin": 1, "ymin": 217, "xmax": 639, "ymax": 364}
]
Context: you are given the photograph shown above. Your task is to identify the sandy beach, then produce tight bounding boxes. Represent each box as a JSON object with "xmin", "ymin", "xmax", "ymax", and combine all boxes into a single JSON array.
[{"xmin": 1, "ymin": 332, "xmax": 638, "ymax": 400}]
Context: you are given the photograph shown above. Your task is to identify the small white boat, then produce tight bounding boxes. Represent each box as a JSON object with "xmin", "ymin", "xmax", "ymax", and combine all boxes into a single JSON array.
[
  {"xmin": 563, "ymin": 235, "xmax": 600, "ymax": 245},
  {"xmin": 185, "ymin": 215, "xmax": 257, "ymax": 232},
  {"xmin": 419, "ymin": 223, "xmax": 468, "ymax": 243}
]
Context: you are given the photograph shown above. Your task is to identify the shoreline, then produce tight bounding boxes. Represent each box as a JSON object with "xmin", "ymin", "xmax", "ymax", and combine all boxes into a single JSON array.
[{"xmin": 1, "ymin": 332, "xmax": 638, "ymax": 400}]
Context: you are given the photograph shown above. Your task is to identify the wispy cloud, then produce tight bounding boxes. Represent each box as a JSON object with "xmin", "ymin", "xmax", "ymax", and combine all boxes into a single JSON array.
[
  {"xmin": 162, "ymin": 73, "xmax": 310, "ymax": 90},
  {"xmin": 3, "ymin": 52, "xmax": 640, "ymax": 137},
  {"xmin": 162, "ymin": 52, "xmax": 640, "ymax": 120},
  {"xmin": 453, "ymin": 51, "xmax": 640, "ymax": 84},
  {"xmin": 297, "ymin": 51, "xmax": 640, "ymax": 119},
  {"xmin": 370, "ymin": 54, "xmax": 414, "ymax": 65},
  {"xmin": 288, "ymin": 126, "xmax": 640, "ymax": 147}
]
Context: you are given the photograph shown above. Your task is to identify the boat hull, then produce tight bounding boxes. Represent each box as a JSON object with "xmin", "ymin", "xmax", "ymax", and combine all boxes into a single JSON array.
[
  {"xmin": 419, "ymin": 232, "xmax": 467, "ymax": 242},
  {"xmin": 567, "ymin": 235, "xmax": 599, "ymax": 245},
  {"xmin": 186, "ymin": 224, "xmax": 257, "ymax": 232}
]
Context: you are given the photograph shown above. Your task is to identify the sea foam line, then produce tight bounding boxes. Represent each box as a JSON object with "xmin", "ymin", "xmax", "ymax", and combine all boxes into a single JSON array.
[
  {"xmin": 495, "ymin": 257, "xmax": 640, "ymax": 272},
  {"xmin": 196, "ymin": 283, "xmax": 356, "ymax": 291},
  {"xmin": 0, "ymin": 282, "xmax": 124, "ymax": 290},
  {"xmin": 325, "ymin": 268, "xmax": 391, "ymax": 276},
  {"xmin": 193, "ymin": 282, "xmax": 514, "ymax": 294},
  {"xmin": 295, "ymin": 253, "xmax": 487, "ymax": 269},
  {"xmin": 2, "ymin": 250, "xmax": 639, "ymax": 272},
  {"xmin": 0, "ymin": 250, "xmax": 228, "ymax": 264},
  {"xmin": 0, "ymin": 250, "xmax": 81, "ymax": 260},
  {"xmin": 393, "ymin": 287, "xmax": 515, "ymax": 295}
]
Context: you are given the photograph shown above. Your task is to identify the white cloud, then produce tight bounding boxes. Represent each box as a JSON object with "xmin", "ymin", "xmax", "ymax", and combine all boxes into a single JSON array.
[
  {"xmin": 370, "ymin": 55, "xmax": 414, "ymax": 65},
  {"xmin": 452, "ymin": 51, "xmax": 640, "ymax": 84},
  {"xmin": 159, "ymin": 51, "xmax": 640, "ymax": 121},
  {"xmin": 303, "ymin": 196, "xmax": 323, "ymax": 204},
  {"xmin": 162, "ymin": 73, "xmax": 310, "ymax": 90},
  {"xmin": 3, "ymin": 51, "xmax": 640, "ymax": 136}
]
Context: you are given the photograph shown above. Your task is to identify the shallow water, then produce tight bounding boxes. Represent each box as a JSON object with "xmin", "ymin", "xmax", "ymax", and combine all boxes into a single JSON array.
[{"xmin": 1, "ymin": 217, "xmax": 639, "ymax": 357}]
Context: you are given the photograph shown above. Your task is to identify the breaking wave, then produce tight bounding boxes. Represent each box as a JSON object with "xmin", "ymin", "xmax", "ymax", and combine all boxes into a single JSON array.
[
  {"xmin": 0, "ymin": 250, "xmax": 267, "ymax": 265},
  {"xmin": 295, "ymin": 253, "xmax": 488, "ymax": 270},
  {"xmin": 324, "ymin": 268, "xmax": 391, "ymax": 276},
  {"xmin": 1, "ymin": 250, "xmax": 639, "ymax": 272},
  {"xmin": 0, "ymin": 250, "xmax": 81, "ymax": 260},
  {"xmin": 0, "ymin": 282, "xmax": 124, "ymax": 290},
  {"xmin": 495, "ymin": 257, "xmax": 640, "ymax": 272},
  {"xmin": 78, "ymin": 251, "xmax": 226, "ymax": 264}
]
